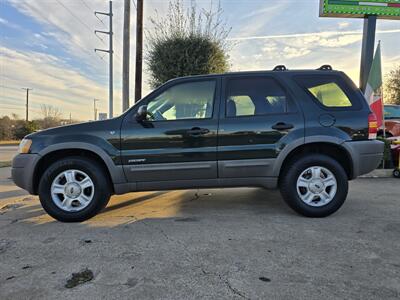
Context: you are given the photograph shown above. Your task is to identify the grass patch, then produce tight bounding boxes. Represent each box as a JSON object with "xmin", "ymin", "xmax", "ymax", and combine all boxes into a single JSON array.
[
  {"xmin": 0, "ymin": 140, "xmax": 20, "ymax": 146},
  {"xmin": 0, "ymin": 161, "xmax": 11, "ymax": 168}
]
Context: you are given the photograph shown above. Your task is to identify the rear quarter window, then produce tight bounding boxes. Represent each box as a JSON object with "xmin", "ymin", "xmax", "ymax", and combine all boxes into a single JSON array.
[{"xmin": 295, "ymin": 75, "xmax": 362, "ymax": 110}]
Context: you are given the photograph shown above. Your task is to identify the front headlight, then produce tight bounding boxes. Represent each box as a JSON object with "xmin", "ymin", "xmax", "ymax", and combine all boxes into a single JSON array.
[{"xmin": 18, "ymin": 138, "xmax": 32, "ymax": 154}]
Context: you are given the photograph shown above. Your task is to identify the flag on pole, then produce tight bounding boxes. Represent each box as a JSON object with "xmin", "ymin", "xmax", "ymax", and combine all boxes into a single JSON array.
[{"xmin": 364, "ymin": 42, "xmax": 383, "ymax": 128}]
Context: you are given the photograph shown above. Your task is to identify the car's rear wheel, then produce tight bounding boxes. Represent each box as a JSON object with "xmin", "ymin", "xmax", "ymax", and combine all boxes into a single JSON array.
[
  {"xmin": 38, "ymin": 157, "xmax": 111, "ymax": 222},
  {"xmin": 280, "ymin": 154, "xmax": 348, "ymax": 217}
]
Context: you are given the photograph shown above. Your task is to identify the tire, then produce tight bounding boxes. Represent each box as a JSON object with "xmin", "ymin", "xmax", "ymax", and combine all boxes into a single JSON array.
[
  {"xmin": 279, "ymin": 154, "xmax": 348, "ymax": 218},
  {"xmin": 393, "ymin": 169, "xmax": 400, "ymax": 178},
  {"xmin": 38, "ymin": 157, "xmax": 111, "ymax": 222}
]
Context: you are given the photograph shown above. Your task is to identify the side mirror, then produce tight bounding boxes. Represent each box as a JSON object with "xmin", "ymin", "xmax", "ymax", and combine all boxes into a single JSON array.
[{"xmin": 135, "ymin": 105, "xmax": 148, "ymax": 121}]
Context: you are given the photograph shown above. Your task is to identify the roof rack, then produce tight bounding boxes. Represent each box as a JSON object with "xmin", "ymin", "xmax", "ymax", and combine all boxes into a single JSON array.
[
  {"xmin": 317, "ymin": 65, "xmax": 333, "ymax": 71},
  {"xmin": 273, "ymin": 65, "xmax": 287, "ymax": 71}
]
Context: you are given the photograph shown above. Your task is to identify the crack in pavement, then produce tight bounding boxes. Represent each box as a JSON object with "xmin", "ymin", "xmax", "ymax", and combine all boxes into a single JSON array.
[
  {"xmin": 140, "ymin": 192, "xmax": 250, "ymax": 299},
  {"xmin": 201, "ymin": 268, "xmax": 250, "ymax": 299}
]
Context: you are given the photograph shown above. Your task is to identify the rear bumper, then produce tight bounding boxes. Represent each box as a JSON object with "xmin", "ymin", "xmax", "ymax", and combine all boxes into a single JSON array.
[
  {"xmin": 11, "ymin": 153, "xmax": 41, "ymax": 195},
  {"xmin": 343, "ymin": 140, "xmax": 384, "ymax": 179}
]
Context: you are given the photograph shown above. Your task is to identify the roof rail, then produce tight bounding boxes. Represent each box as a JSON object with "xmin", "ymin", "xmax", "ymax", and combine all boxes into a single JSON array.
[
  {"xmin": 317, "ymin": 65, "xmax": 332, "ymax": 71},
  {"xmin": 273, "ymin": 65, "xmax": 287, "ymax": 71}
]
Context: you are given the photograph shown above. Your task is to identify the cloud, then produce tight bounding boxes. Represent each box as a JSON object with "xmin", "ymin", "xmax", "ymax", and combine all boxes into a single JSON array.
[
  {"xmin": 0, "ymin": 46, "xmax": 119, "ymax": 120},
  {"xmin": 338, "ymin": 21, "xmax": 350, "ymax": 29},
  {"xmin": 228, "ymin": 29, "xmax": 400, "ymax": 42},
  {"xmin": 232, "ymin": 28, "xmax": 399, "ymax": 62},
  {"xmin": 282, "ymin": 46, "xmax": 311, "ymax": 59},
  {"xmin": 0, "ymin": 16, "xmax": 23, "ymax": 30}
]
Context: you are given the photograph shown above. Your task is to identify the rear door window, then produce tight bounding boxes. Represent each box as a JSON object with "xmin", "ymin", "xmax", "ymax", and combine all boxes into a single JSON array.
[
  {"xmin": 225, "ymin": 77, "xmax": 293, "ymax": 117},
  {"xmin": 295, "ymin": 75, "xmax": 359, "ymax": 109}
]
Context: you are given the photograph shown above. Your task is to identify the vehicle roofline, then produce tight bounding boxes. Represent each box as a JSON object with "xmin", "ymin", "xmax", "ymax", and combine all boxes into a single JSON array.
[{"xmin": 167, "ymin": 69, "xmax": 343, "ymax": 82}]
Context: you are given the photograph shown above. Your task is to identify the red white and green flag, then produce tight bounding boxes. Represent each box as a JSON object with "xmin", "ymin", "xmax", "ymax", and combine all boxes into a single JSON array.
[{"xmin": 364, "ymin": 43, "xmax": 383, "ymax": 127}]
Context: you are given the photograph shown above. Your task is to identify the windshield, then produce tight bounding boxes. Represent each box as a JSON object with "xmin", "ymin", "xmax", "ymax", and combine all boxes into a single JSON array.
[{"xmin": 384, "ymin": 105, "xmax": 400, "ymax": 120}]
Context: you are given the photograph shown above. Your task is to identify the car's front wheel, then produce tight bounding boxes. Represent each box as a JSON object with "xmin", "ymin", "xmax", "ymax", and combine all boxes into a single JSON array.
[
  {"xmin": 38, "ymin": 157, "xmax": 111, "ymax": 222},
  {"xmin": 280, "ymin": 154, "xmax": 348, "ymax": 217}
]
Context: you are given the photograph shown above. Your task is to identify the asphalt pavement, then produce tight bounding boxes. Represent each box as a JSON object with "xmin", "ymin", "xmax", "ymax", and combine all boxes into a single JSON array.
[
  {"xmin": 0, "ymin": 167, "xmax": 399, "ymax": 299},
  {"xmin": 0, "ymin": 146, "xmax": 18, "ymax": 162}
]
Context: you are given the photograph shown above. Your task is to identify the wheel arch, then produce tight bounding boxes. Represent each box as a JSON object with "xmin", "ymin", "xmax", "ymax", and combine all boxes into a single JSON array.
[
  {"xmin": 33, "ymin": 143, "xmax": 125, "ymax": 194},
  {"xmin": 276, "ymin": 140, "xmax": 353, "ymax": 182}
]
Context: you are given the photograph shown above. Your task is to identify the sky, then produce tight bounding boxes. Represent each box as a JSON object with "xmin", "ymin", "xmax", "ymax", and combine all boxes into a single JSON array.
[{"xmin": 0, "ymin": 0, "xmax": 399, "ymax": 121}]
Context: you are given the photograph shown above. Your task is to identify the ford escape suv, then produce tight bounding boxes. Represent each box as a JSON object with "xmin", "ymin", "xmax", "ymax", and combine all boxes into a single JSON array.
[{"xmin": 12, "ymin": 66, "xmax": 384, "ymax": 222}]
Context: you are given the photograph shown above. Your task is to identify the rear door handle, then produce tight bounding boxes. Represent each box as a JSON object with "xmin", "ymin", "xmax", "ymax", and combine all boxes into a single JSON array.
[
  {"xmin": 272, "ymin": 122, "xmax": 294, "ymax": 130},
  {"xmin": 187, "ymin": 127, "xmax": 210, "ymax": 136}
]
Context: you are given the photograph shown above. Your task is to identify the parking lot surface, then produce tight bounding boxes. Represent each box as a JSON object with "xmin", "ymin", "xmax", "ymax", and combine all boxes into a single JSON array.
[
  {"xmin": 0, "ymin": 167, "xmax": 399, "ymax": 299},
  {"xmin": 0, "ymin": 146, "xmax": 17, "ymax": 162}
]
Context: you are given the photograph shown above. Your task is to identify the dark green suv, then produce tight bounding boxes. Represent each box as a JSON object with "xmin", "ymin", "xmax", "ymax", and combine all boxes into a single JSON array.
[{"xmin": 12, "ymin": 66, "xmax": 384, "ymax": 222}]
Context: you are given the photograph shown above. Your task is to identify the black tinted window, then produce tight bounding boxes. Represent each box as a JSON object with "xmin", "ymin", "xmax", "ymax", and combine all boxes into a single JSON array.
[{"xmin": 226, "ymin": 77, "xmax": 289, "ymax": 117}]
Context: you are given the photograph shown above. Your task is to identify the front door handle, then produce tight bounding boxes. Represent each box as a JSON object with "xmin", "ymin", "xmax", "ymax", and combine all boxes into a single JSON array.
[
  {"xmin": 187, "ymin": 127, "xmax": 210, "ymax": 136},
  {"xmin": 272, "ymin": 122, "xmax": 294, "ymax": 130}
]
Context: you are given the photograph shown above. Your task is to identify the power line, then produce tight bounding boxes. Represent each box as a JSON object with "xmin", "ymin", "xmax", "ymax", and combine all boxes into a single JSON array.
[
  {"xmin": 55, "ymin": 0, "xmax": 92, "ymax": 32},
  {"xmin": 131, "ymin": 0, "xmax": 137, "ymax": 9},
  {"xmin": 0, "ymin": 85, "xmax": 21, "ymax": 91},
  {"xmin": 80, "ymin": 0, "xmax": 106, "ymax": 26},
  {"xmin": 55, "ymin": 0, "xmax": 106, "ymax": 46},
  {"xmin": 80, "ymin": 0, "xmax": 92, "ymax": 11},
  {"xmin": 25, "ymin": 6, "xmax": 97, "ymax": 60}
]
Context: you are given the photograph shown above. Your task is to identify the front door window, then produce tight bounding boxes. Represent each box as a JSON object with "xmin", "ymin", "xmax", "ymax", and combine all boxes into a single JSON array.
[{"xmin": 146, "ymin": 80, "xmax": 216, "ymax": 121}]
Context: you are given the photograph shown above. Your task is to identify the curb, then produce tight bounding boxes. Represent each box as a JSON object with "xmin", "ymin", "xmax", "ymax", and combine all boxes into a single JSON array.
[{"xmin": 359, "ymin": 169, "xmax": 393, "ymax": 178}]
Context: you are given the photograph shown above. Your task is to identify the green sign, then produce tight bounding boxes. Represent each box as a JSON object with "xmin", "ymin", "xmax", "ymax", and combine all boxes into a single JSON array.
[{"xmin": 320, "ymin": 0, "xmax": 400, "ymax": 19}]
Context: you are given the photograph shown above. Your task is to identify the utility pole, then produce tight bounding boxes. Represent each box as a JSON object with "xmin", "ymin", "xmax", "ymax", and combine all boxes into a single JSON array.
[
  {"xmin": 21, "ymin": 88, "xmax": 32, "ymax": 122},
  {"xmin": 359, "ymin": 15, "xmax": 377, "ymax": 93},
  {"xmin": 135, "ymin": 0, "xmax": 143, "ymax": 102},
  {"xmin": 122, "ymin": 0, "xmax": 131, "ymax": 111},
  {"xmin": 95, "ymin": 1, "xmax": 113, "ymax": 118},
  {"xmin": 93, "ymin": 98, "xmax": 100, "ymax": 121}
]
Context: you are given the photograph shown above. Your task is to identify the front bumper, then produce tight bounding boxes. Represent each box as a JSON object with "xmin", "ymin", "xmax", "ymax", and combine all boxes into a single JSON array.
[
  {"xmin": 343, "ymin": 140, "xmax": 384, "ymax": 179},
  {"xmin": 11, "ymin": 153, "xmax": 41, "ymax": 195}
]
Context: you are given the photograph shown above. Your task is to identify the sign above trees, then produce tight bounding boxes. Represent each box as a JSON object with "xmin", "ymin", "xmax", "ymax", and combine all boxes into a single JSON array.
[{"xmin": 319, "ymin": 0, "xmax": 400, "ymax": 19}]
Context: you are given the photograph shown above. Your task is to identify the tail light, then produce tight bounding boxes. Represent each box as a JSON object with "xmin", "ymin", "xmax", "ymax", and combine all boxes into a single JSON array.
[{"xmin": 368, "ymin": 112, "xmax": 378, "ymax": 139}]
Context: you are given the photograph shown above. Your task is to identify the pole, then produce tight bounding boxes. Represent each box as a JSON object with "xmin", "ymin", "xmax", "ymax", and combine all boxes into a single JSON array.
[
  {"xmin": 94, "ymin": 99, "xmax": 99, "ymax": 121},
  {"xmin": 95, "ymin": 1, "xmax": 113, "ymax": 118},
  {"xmin": 359, "ymin": 15, "xmax": 377, "ymax": 93},
  {"xmin": 22, "ymin": 88, "xmax": 32, "ymax": 122},
  {"xmin": 135, "ymin": 0, "xmax": 143, "ymax": 102},
  {"xmin": 122, "ymin": 0, "xmax": 131, "ymax": 111},
  {"xmin": 109, "ymin": 0, "xmax": 113, "ymax": 118}
]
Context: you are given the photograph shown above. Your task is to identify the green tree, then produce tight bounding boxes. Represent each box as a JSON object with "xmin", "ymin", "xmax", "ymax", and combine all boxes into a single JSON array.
[
  {"xmin": 385, "ymin": 65, "xmax": 400, "ymax": 105},
  {"xmin": 14, "ymin": 120, "xmax": 39, "ymax": 140},
  {"xmin": 147, "ymin": 0, "xmax": 231, "ymax": 88}
]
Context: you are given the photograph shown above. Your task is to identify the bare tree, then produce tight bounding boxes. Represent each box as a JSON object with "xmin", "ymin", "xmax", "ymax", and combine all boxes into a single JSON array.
[
  {"xmin": 40, "ymin": 104, "xmax": 62, "ymax": 129},
  {"xmin": 40, "ymin": 104, "xmax": 62, "ymax": 119}
]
